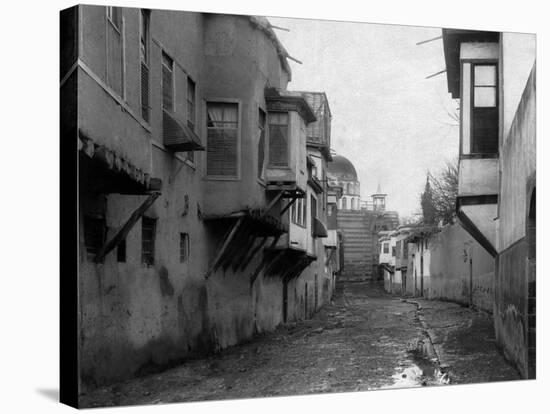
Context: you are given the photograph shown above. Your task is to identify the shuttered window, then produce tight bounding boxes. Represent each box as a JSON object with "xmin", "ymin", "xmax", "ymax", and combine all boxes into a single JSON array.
[
  {"xmin": 206, "ymin": 102, "xmax": 239, "ymax": 177},
  {"xmin": 106, "ymin": 6, "xmax": 123, "ymax": 96},
  {"xmin": 162, "ymin": 52, "xmax": 174, "ymax": 112},
  {"xmin": 268, "ymin": 112, "xmax": 289, "ymax": 167},
  {"xmin": 140, "ymin": 10, "xmax": 150, "ymax": 122},
  {"xmin": 141, "ymin": 216, "xmax": 156, "ymax": 266}
]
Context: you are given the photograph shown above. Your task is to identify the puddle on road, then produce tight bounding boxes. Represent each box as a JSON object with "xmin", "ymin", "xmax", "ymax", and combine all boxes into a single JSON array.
[{"xmin": 383, "ymin": 349, "xmax": 450, "ymax": 389}]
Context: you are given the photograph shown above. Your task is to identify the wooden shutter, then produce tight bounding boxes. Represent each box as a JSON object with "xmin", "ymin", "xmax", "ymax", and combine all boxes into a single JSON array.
[
  {"xmin": 207, "ymin": 129, "xmax": 237, "ymax": 176},
  {"xmin": 206, "ymin": 103, "xmax": 238, "ymax": 177}
]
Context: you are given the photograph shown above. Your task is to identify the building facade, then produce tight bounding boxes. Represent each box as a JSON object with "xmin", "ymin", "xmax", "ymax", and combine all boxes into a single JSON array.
[
  {"xmin": 327, "ymin": 156, "xmax": 399, "ymax": 281},
  {"xmin": 442, "ymin": 29, "xmax": 536, "ymax": 378},
  {"xmin": 62, "ymin": 5, "xmax": 336, "ymax": 391}
]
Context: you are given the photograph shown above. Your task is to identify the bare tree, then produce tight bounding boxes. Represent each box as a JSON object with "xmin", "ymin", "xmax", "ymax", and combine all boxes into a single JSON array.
[{"xmin": 420, "ymin": 159, "xmax": 459, "ymax": 226}]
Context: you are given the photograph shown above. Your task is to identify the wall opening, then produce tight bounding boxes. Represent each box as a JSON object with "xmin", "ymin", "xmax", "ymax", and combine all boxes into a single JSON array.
[{"xmin": 527, "ymin": 187, "xmax": 536, "ymax": 379}]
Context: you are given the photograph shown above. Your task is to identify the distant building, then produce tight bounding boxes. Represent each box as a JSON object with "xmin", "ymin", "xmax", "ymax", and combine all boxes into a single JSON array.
[{"xmin": 327, "ymin": 155, "xmax": 398, "ymax": 281}]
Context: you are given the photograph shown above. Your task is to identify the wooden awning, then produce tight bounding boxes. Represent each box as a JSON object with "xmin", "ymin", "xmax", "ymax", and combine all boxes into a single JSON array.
[
  {"xmin": 79, "ymin": 129, "xmax": 162, "ymax": 195},
  {"xmin": 162, "ymin": 109, "xmax": 205, "ymax": 152}
]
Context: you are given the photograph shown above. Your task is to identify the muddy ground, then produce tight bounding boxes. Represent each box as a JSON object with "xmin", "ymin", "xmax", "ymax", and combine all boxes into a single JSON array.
[{"xmin": 80, "ymin": 281, "xmax": 520, "ymax": 408}]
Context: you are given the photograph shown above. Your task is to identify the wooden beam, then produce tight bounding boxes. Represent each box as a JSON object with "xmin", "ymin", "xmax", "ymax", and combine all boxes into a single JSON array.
[
  {"xmin": 220, "ymin": 221, "xmax": 250, "ymax": 271},
  {"xmin": 94, "ymin": 192, "xmax": 160, "ymax": 263},
  {"xmin": 280, "ymin": 198, "xmax": 297, "ymax": 216},
  {"xmin": 263, "ymin": 191, "xmax": 284, "ymax": 216},
  {"xmin": 240, "ymin": 236, "xmax": 268, "ymax": 270},
  {"xmin": 205, "ymin": 217, "xmax": 245, "ymax": 279},
  {"xmin": 232, "ymin": 233, "xmax": 258, "ymax": 272}
]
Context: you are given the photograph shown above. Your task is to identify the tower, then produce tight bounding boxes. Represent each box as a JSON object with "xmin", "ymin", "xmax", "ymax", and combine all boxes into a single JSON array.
[{"xmin": 372, "ymin": 183, "xmax": 387, "ymax": 212}]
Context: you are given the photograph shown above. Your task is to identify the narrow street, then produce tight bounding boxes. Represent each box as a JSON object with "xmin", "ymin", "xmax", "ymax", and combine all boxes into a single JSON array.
[{"xmin": 80, "ymin": 281, "xmax": 519, "ymax": 408}]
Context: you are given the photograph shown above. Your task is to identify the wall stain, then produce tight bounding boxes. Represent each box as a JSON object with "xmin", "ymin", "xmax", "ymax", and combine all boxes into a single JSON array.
[{"xmin": 158, "ymin": 266, "xmax": 174, "ymax": 297}]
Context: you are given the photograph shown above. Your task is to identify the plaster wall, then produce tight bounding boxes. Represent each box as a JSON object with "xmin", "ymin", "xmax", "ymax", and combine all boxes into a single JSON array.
[{"xmin": 426, "ymin": 223, "xmax": 494, "ymax": 312}]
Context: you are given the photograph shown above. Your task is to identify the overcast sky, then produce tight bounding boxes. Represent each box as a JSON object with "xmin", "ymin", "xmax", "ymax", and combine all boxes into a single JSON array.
[{"xmin": 269, "ymin": 16, "xmax": 459, "ymax": 219}]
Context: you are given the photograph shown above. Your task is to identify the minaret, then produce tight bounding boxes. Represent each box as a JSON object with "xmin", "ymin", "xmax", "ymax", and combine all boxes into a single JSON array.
[{"xmin": 371, "ymin": 183, "xmax": 387, "ymax": 212}]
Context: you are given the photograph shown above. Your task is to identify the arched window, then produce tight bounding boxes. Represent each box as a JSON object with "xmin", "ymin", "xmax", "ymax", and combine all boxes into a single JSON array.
[
  {"xmin": 351, "ymin": 198, "xmax": 356, "ymax": 210},
  {"xmin": 342, "ymin": 197, "xmax": 347, "ymax": 210},
  {"xmin": 347, "ymin": 183, "xmax": 352, "ymax": 194}
]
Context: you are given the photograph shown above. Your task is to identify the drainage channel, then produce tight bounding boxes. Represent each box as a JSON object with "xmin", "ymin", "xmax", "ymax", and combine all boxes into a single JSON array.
[{"xmin": 385, "ymin": 299, "xmax": 451, "ymax": 389}]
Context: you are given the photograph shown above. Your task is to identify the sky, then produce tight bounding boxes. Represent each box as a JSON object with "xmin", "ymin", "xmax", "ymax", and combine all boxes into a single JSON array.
[{"xmin": 269, "ymin": 16, "xmax": 460, "ymax": 219}]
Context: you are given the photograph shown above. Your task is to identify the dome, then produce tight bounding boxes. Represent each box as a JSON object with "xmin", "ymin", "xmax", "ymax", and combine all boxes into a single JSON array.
[{"xmin": 327, "ymin": 155, "xmax": 358, "ymax": 181}]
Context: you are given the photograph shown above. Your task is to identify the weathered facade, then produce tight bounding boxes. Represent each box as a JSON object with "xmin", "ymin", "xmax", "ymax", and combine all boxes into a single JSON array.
[
  {"xmin": 403, "ymin": 224, "xmax": 494, "ymax": 313},
  {"xmin": 442, "ymin": 29, "xmax": 536, "ymax": 378},
  {"xmin": 62, "ymin": 5, "xmax": 337, "ymax": 392}
]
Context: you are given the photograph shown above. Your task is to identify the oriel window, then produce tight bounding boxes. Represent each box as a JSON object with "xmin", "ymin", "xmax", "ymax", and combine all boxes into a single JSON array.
[{"xmin": 471, "ymin": 64, "xmax": 498, "ymax": 154}]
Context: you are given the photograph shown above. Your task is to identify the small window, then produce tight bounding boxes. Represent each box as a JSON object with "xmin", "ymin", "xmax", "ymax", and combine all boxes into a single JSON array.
[
  {"xmin": 140, "ymin": 10, "xmax": 150, "ymax": 122},
  {"xmin": 302, "ymin": 197, "xmax": 307, "ymax": 227},
  {"xmin": 83, "ymin": 215, "xmax": 106, "ymax": 260},
  {"xmin": 187, "ymin": 78, "xmax": 196, "ymax": 130},
  {"xmin": 141, "ymin": 216, "xmax": 156, "ymax": 265},
  {"xmin": 258, "ymin": 109, "xmax": 266, "ymax": 180},
  {"xmin": 180, "ymin": 233, "xmax": 189, "ymax": 263},
  {"xmin": 268, "ymin": 112, "xmax": 289, "ymax": 167},
  {"xmin": 117, "ymin": 239, "xmax": 126, "ymax": 263},
  {"xmin": 206, "ymin": 102, "xmax": 239, "ymax": 177},
  {"xmin": 162, "ymin": 52, "xmax": 174, "ymax": 112},
  {"xmin": 383, "ymin": 243, "xmax": 389, "ymax": 254},
  {"xmin": 392, "ymin": 246, "xmax": 396, "ymax": 257},
  {"xmin": 106, "ymin": 6, "xmax": 123, "ymax": 96},
  {"xmin": 186, "ymin": 78, "xmax": 197, "ymax": 163}
]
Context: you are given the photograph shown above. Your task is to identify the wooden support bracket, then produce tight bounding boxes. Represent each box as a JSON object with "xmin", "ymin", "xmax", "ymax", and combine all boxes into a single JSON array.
[
  {"xmin": 240, "ymin": 236, "xmax": 268, "ymax": 271},
  {"xmin": 280, "ymin": 197, "xmax": 297, "ymax": 216},
  {"xmin": 205, "ymin": 217, "xmax": 244, "ymax": 279},
  {"xmin": 94, "ymin": 192, "xmax": 161, "ymax": 263}
]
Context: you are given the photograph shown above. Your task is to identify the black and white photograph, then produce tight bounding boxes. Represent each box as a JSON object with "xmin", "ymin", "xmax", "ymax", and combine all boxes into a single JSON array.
[{"xmin": 55, "ymin": 1, "xmax": 540, "ymax": 410}]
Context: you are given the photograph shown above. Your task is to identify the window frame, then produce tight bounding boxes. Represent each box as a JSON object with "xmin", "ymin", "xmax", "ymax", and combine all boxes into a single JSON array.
[
  {"xmin": 204, "ymin": 99, "xmax": 242, "ymax": 180},
  {"xmin": 257, "ymin": 107, "xmax": 267, "ymax": 182},
  {"xmin": 161, "ymin": 50, "xmax": 175, "ymax": 113},
  {"xmin": 468, "ymin": 60, "xmax": 499, "ymax": 155},
  {"xmin": 267, "ymin": 111, "xmax": 291, "ymax": 168},
  {"xmin": 105, "ymin": 6, "xmax": 125, "ymax": 99},
  {"xmin": 139, "ymin": 9, "xmax": 150, "ymax": 123}
]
